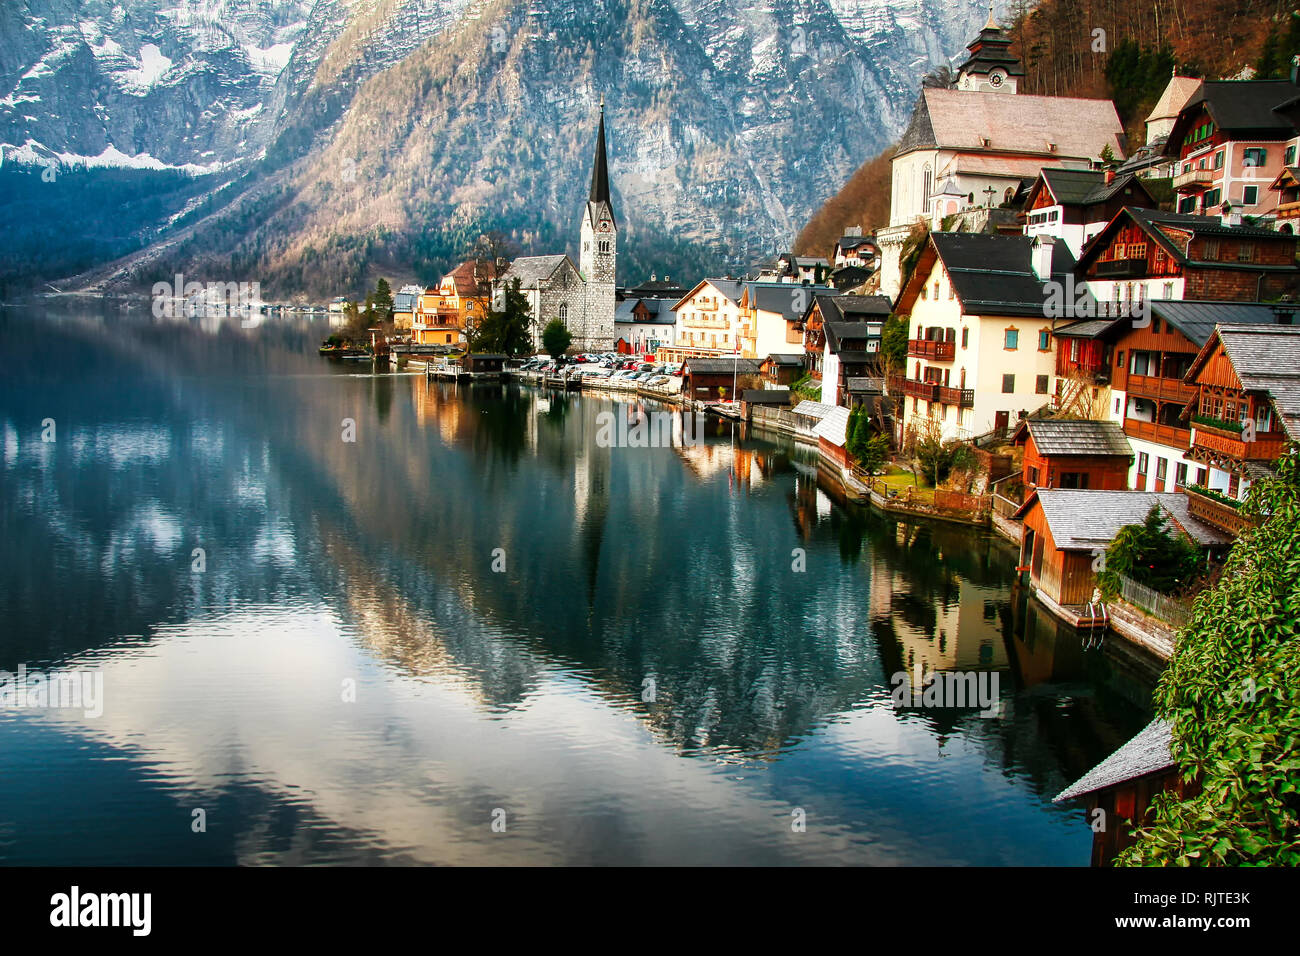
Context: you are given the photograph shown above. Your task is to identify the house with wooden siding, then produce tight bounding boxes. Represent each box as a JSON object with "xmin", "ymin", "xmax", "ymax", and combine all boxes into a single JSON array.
[
  {"xmin": 1020, "ymin": 168, "xmax": 1156, "ymax": 256},
  {"xmin": 1180, "ymin": 323, "xmax": 1300, "ymax": 535},
  {"xmin": 1074, "ymin": 207, "xmax": 1299, "ymax": 308},
  {"xmin": 892, "ymin": 232, "xmax": 1068, "ymax": 442},
  {"xmin": 682, "ymin": 357, "xmax": 762, "ymax": 402},
  {"xmin": 1055, "ymin": 719, "xmax": 1183, "ymax": 867},
  {"xmin": 1011, "ymin": 419, "xmax": 1132, "ymax": 491},
  {"xmin": 1014, "ymin": 489, "xmax": 1228, "ymax": 610}
]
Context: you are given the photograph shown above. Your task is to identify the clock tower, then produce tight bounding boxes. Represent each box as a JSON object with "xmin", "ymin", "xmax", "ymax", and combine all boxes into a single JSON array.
[{"xmin": 579, "ymin": 98, "xmax": 617, "ymax": 350}]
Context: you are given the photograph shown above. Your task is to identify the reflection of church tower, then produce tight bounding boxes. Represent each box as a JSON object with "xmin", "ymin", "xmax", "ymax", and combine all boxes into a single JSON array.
[{"xmin": 579, "ymin": 99, "xmax": 617, "ymax": 351}]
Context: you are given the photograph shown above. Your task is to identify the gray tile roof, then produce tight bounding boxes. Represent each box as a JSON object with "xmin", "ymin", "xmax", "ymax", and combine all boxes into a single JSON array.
[
  {"xmin": 813, "ymin": 406, "xmax": 851, "ymax": 446},
  {"xmin": 928, "ymin": 233, "xmax": 1081, "ymax": 317},
  {"xmin": 741, "ymin": 389, "xmax": 791, "ymax": 404},
  {"xmin": 791, "ymin": 400, "xmax": 834, "ymax": 420},
  {"xmin": 684, "ymin": 357, "xmax": 763, "ymax": 375},
  {"xmin": 1016, "ymin": 489, "xmax": 1231, "ymax": 549},
  {"xmin": 1150, "ymin": 301, "xmax": 1297, "ymax": 348},
  {"xmin": 766, "ymin": 353, "xmax": 805, "ymax": 365},
  {"xmin": 1054, "ymin": 719, "xmax": 1174, "ymax": 802},
  {"xmin": 1021, "ymin": 419, "xmax": 1133, "ymax": 457},
  {"xmin": 1052, "ymin": 317, "xmax": 1124, "ymax": 339},
  {"xmin": 1213, "ymin": 324, "xmax": 1300, "ymax": 439},
  {"xmin": 748, "ymin": 282, "xmax": 833, "ymax": 319},
  {"xmin": 502, "ymin": 255, "xmax": 571, "ymax": 288}
]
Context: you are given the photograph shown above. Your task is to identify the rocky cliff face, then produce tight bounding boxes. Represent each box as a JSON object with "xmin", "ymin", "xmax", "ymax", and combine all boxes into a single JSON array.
[{"xmin": 0, "ymin": 0, "xmax": 1004, "ymax": 294}]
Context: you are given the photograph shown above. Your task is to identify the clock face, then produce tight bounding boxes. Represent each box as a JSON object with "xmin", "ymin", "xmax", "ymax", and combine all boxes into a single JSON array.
[
  {"xmin": 599, "ymin": 220, "xmax": 611, "ymax": 232},
  {"xmin": 988, "ymin": 70, "xmax": 1005, "ymax": 88}
]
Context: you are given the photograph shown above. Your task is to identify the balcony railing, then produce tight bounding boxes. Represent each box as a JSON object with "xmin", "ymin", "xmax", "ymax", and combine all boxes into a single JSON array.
[
  {"xmin": 1095, "ymin": 258, "xmax": 1148, "ymax": 278},
  {"xmin": 907, "ymin": 338, "xmax": 955, "ymax": 361},
  {"xmin": 1123, "ymin": 418, "xmax": 1191, "ymax": 449},
  {"xmin": 1126, "ymin": 373, "xmax": 1198, "ymax": 405},
  {"xmin": 937, "ymin": 385, "xmax": 975, "ymax": 407},
  {"xmin": 1172, "ymin": 167, "xmax": 1214, "ymax": 191},
  {"xmin": 1191, "ymin": 423, "xmax": 1288, "ymax": 462},
  {"xmin": 1277, "ymin": 199, "xmax": 1300, "ymax": 219},
  {"xmin": 682, "ymin": 316, "xmax": 729, "ymax": 329},
  {"xmin": 1185, "ymin": 487, "xmax": 1254, "ymax": 537}
]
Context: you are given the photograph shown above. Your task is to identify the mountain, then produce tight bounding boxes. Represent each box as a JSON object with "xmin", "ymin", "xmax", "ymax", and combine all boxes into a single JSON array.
[{"xmin": 0, "ymin": 0, "xmax": 1007, "ymax": 296}]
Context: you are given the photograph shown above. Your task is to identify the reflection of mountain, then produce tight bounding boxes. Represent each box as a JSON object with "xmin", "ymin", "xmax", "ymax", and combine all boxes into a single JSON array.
[{"xmin": 1, "ymin": 307, "xmax": 1154, "ymax": 797}]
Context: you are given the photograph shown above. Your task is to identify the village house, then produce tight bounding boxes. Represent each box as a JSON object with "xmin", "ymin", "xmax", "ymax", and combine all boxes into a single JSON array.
[
  {"xmin": 891, "ymin": 232, "xmax": 1068, "ymax": 442},
  {"xmin": 832, "ymin": 228, "xmax": 878, "ymax": 270},
  {"xmin": 412, "ymin": 259, "xmax": 499, "ymax": 347},
  {"xmin": 392, "ymin": 284, "xmax": 420, "ymax": 329},
  {"xmin": 758, "ymin": 254, "xmax": 831, "ymax": 284},
  {"xmin": 1012, "ymin": 418, "xmax": 1132, "ymax": 492},
  {"xmin": 1055, "ymin": 300, "xmax": 1299, "ymax": 495},
  {"xmin": 1014, "ymin": 488, "xmax": 1228, "ymax": 609},
  {"xmin": 666, "ymin": 278, "xmax": 747, "ymax": 361},
  {"xmin": 614, "ymin": 296, "xmax": 675, "ymax": 355},
  {"xmin": 760, "ymin": 354, "xmax": 805, "ymax": 387},
  {"xmin": 739, "ymin": 281, "xmax": 834, "ymax": 359},
  {"xmin": 1180, "ymin": 323, "xmax": 1300, "ymax": 536},
  {"xmin": 801, "ymin": 292, "xmax": 890, "ymax": 398},
  {"xmin": 681, "ymin": 357, "xmax": 763, "ymax": 402},
  {"xmin": 1073, "ymin": 206, "xmax": 1300, "ymax": 309},
  {"xmin": 821, "ymin": 313, "xmax": 888, "ymax": 408},
  {"xmin": 1165, "ymin": 79, "xmax": 1297, "ymax": 220},
  {"xmin": 876, "ymin": 16, "xmax": 1126, "ymax": 297},
  {"xmin": 1020, "ymin": 168, "xmax": 1156, "ymax": 256}
]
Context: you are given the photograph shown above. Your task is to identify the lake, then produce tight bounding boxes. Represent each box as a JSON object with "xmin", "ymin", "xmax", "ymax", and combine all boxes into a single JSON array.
[{"xmin": 0, "ymin": 304, "xmax": 1159, "ymax": 865}]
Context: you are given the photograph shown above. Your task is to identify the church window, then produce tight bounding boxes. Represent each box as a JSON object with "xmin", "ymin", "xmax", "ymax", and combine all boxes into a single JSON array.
[
  {"xmin": 559, "ymin": 304, "xmax": 568, "ymax": 324},
  {"xmin": 922, "ymin": 165, "xmax": 932, "ymax": 210}
]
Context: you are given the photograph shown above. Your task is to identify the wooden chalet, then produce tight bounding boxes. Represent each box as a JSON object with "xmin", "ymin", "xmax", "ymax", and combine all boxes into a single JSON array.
[
  {"xmin": 1179, "ymin": 323, "xmax": 1300, "ymax": 535},
  {"xmin": 1011, "ymin": 418, "xmax": 1132, "ymax": 491},
  {"xmin": 1054, "ymin": 719, "xmax": 1185, "ymax": 866},
  {"xmin": 1014, "ymin": 489, "xmax": 1228, "ymax": 608},
  {"xmin": 682, "ymin": 357, "xmax": 763, "ymax": 401},
  {"xmin": 761, "ymin": 353, "xmax": 804, "ymax": 387}
]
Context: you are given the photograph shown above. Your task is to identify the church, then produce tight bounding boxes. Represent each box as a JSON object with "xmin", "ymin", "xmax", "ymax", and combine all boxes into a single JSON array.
[
  {"xmin": 501, "ymin": 101, "xmax": 618, "ymax": 352},
  {"xmin": 875, "ymin": 11, "xmax": 1127, "ymax": 299}
]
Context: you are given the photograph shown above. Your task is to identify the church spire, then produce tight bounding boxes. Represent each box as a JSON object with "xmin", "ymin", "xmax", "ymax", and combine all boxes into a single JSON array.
[{"xmin": 589, "ymin": 97, "xmax": 610, "ymax": 204}]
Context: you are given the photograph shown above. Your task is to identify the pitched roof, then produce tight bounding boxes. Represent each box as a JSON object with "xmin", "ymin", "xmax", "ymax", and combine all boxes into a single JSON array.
[
  {"xmin": 897, "ymin": 88, "xmax": 1125, "ymax": 160},
  {"xmin": 741, "ymin": 389, "xmax": 791, "ymax": 404},
  {"xmin": 791, "ymin": 400, "xmax": 834, "ymax": 420},
  {"xmin": 683, "ymin": 357, "xmax": 762, "ymax": 375},
  {"xmin": 1054, "ymin": 720, "xmax": 1174, "ymax": 802},
  {"xmin": 1149, "ymin": 300, "xmax": 1298, "ymax": 348},
  {"xmin": 670, "ymin": 278, "xmax": 745, "ymax": 312},
  {"xmin": 589, "ymin": 104, "xmax": 611, "ymax": 204},
  {"xmin": 825, "ymin": 321, "xmax": 880, "ymax": 353},
  {"xmin": 1192, "ymin": 324, "xmax": 1300, "ymax": 438},
  {"xmin": 812, "ymin": 406, "xmax": 851, "ymax": 447},
  {"xmin": 1014, "ymin": 489, "xmax": 1231, "ymax": 549},
  {"xmin": 1177, "ymin": 79, "xmax": 1298, "ymax": 138},
  {"xmin": 901, "ymin": 233, "xmax": 1080, "ymax": 317},
  {"xmin": 1145, "ymin": 76, "xmax": 1201, "ymax": 123},
  {"xmin": 747, "ymin": 281, "xmax": 832, "ymax": 319},
  {"xmin": 502, "ymin": 255, "xmax": 572, "ymax": 288},
  {"xmin": 1077, "ymin": 208, "xmax": 1297, "ymax": 271},
  {"xmin": 765, "ymin": 353, "xmax": 805, "ymax": 365},
  {"xmin": 1014, "ymin": 419, "xmax": 1133, "ymax": 457},
  {"xmin": 1051, "ymin": 317, "xmax": 1124, "ymax": 339}
]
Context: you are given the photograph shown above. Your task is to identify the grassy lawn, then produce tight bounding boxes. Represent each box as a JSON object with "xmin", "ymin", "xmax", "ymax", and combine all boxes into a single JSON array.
[{"xmin": 875, "ymin": 468, "xmax": 935, "ymax": 503}]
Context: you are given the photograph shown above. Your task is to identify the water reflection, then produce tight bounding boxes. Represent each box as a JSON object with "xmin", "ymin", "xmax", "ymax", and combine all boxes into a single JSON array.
[{"xmin": 0, "ymin": 306, "xmax": 1157, "ymax": 865}]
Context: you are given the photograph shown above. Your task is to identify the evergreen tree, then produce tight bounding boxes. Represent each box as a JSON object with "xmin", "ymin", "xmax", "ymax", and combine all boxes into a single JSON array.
[
  {"xmin": 542, "ymin": 318, "xmax": 572, "ymax": 360},
  {"xmin": 471, "ymin": 278, "xmax": 532, "ymax": 356}
]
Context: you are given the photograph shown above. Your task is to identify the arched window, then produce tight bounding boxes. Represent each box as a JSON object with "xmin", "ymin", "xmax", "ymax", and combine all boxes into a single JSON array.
[
  {"xmin": 559, "ymin": 303, "xmax": 568, "ymax": 324},
  {"xmin": 922, "ymin": 165, "xmax": 932, "ymax": 213}
]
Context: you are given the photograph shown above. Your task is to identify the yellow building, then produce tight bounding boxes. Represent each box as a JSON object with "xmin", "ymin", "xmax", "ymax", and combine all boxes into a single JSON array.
[{"xmin": 412, "ymin": 261, "xmax": 498, "ymax": 347}]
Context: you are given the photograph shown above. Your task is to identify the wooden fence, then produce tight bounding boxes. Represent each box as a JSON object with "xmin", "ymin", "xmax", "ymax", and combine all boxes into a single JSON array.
[
  {"xmin": 1117, "ymin": 574, "xmax": 1193, "ymax": 629},
  {"xmin": 934, "ymin": 489, "xmax": 991, "ymax": 515}
]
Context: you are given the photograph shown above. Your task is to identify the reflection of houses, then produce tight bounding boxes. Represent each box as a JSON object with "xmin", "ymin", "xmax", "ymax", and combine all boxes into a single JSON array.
[
  {"xmin": 1011, "ymin": 419, "xmax": 1132, "ymax": 492},
  {"xmin": 1055, "ymin": 719, "xmax": 1180, "ymax": 867},
  {"xmin": 866, "ymin": 550, "xmax": 1010, "ymax": 679},
  {"xmin": 1180, "ymin": 323, "xmax": 1300, "ymax": 535},
  {"xmin": 892, "ymin": 233, "xmax": 1067, "ymax": 441},
  {"xmin": 1014, "ymin": 489, "xmax": 1228, "ymax": 608}
]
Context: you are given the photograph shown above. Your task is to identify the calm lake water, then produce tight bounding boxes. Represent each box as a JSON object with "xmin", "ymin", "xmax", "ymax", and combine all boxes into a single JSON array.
[{"xmin": 0, "ymin": 305, "xmax": 1159, "ymax": 865}]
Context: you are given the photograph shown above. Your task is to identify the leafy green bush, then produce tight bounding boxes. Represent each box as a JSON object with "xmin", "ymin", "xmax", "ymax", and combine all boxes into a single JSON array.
[
  {"xmin": 1097, "ymin": 504, "xmax": 1204, "ymax": 599},
  {"xmin": 1118, "ymin": 447, "xmax": 1300, "ymax": 866}
]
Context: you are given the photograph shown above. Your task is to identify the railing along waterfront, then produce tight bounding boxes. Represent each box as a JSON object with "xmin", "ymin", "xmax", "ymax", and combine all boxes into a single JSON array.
[{"xmin": 1115, "ymin": 574, "xmax": 1193, "ymax": 629}]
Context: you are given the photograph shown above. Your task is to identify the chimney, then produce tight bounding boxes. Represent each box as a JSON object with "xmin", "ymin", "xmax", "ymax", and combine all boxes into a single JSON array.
[
  {"xmin": 1104, "ymin": 167, "xmax": 1115, "ymax": 185},
  {"xmin": 1031, "ymin": 234, "xmax": 1056, "ymax": 280}
]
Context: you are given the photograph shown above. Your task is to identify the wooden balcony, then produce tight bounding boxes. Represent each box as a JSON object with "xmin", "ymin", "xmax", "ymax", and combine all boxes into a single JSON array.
[
  {"xmin": 1172, "ymin": 167, "xmax": 1214, "ymax": 191},
  {"xmin": 1124, "ymin": 418, "xmax": 1191, "ymax": 449},
  {"xmin": 937, "ymin": 385, "xmax": 975, "ymax": 407},
  {"xmin": 1126, "ymin": 373, "xmax": 1197, "ymax": 405},
  {"xmin": 1095, "ymin": 258, "xmax": 1148, "ymax": 278},
  {"xmin": 683, "ymin": 315, "xmax": 729, "ymax": 329},
  {"xmin": 1185, "ymin": 487, "xmax": 1254, "ymax": 537},
  {"xmin": 1191, "ymin": 422, "xmax": 1288, "ymax": 462},
  {"xmin": 908, "ymin": 338, "xmax": 955, "ymax": 361},
  {"xmin": 1276, "ymin": 199, "xmax": 1300, "ymax": 220}
]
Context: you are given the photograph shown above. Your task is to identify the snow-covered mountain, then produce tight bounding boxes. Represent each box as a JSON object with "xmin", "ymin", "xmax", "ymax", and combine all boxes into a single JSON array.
[{"xmin": 0, "ymin": 0, "xmax": 1007, "ymax": 293}]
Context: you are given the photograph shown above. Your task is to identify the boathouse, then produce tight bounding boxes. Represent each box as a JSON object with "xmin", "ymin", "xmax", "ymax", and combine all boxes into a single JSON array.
[
  {"xmin": 1054, "ymin": 719, "xmax": 1184, "ymax": 866},
  {"xmin": 682, "ymin": 357, "xmax": 763, "ymax": 401},
  {"xmin": 1011, "ymin": 418, "xmax": 1133, "ymax": 491},
  {"xmin": 462, "ymin": 353, "xmax": 507, "ymax": 376},
  {"xmin": 1014, "ymin": 489, "xmax": 1228, "ymax": 607}
]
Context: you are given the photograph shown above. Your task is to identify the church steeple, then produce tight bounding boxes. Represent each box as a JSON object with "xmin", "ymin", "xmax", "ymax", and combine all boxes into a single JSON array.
[
  {"xmin": 955, "ymin": 6, "xmax": 1023, "ymax": 93},
  {"xmin": 589, "ymin": 96, "xmax": 610, "ymax": 205}
]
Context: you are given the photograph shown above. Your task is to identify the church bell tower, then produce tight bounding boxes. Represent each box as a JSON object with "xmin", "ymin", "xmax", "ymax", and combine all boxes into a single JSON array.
[{"xmin": 579, "ymin": 98, "xmax": 617, "ymax": 350}]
